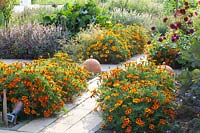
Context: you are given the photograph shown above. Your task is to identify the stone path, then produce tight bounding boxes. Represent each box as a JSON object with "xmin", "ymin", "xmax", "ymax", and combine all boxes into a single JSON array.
[{"xmin": 0, "ymin": 54, "xmax": 146, "ymax": 133}]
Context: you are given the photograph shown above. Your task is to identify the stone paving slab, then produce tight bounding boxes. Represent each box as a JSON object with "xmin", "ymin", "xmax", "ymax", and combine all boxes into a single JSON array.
[
  {"xmin": 17, "ymin": 117, "xmax": 57, "ymax": 133},
  {"xmin": 66, "ymin": 111, "xmax": 102, "ymax": 133}
]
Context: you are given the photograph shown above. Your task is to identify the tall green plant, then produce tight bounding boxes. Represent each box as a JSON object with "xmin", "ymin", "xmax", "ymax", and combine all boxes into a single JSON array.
[{"xmin": 0, "ymin": 0, "xmax": 16, "ymax": 27}]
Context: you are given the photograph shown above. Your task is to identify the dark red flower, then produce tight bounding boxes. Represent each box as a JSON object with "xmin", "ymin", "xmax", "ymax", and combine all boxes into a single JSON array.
[
  {"xmin": 185, "ymin": 5, "xmax": 189, "ymax": 10},
  {"xmin": 171, "ymin": 36, "xmax": 176, "ymax": 42},
  {"xmin": 176, "ymin": 22, "xmax": 182, "ymax": 28},
  {"xmin": 184, "ymin": 17, "xmax": 189, "ymax": 22},
  {"xmin": 184, "ymin": 2, "xmax": 189, "ymax": 6},
  {"xmin": 163, "ymin": 17, "xmax": 168, "ymax": 23},
  {"xmin": 180, "ymin": 9, "xmax": 186, "ymax": 15},
  {"xmin": 169, "ymin": 23, "xmax": 177, "ymax": 30},
  {"xmin": 175, "ymin": 53, "xmax": 179, "ymax": 58},
  {"xmin": 151, "ymin": 26, "xmax": 156, "ymax": 31},
  {"xmin": 189, "ymin": 29, "xmax": 194, "ymax": 34},
  {"xmin": 187, "ymin": 21, "xmax": 193, "ymax": 25},
  {"xmin": 158, "ymin": 38, "xmax": 163, "ymax": 42},
  {"xmin": 194, "ymin": 11, "xmax": 198, "ymax": 16},
  {"xmin": 147, "ymin": 41, "xmax": 151, "ymax": 45},
  {"xmin": 198, "ymin": 1, "xmax": 200, "ymax": 5}
]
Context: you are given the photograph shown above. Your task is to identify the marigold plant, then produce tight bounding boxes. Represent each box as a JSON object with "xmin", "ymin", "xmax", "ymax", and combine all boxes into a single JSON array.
[
  {"xmin": 76, "ymin": 24, "xmax": 148, "ymax": 64},
  {"xmin": 0, "ymin": 52, "xmax": 90, "ymax": 118},
  {"xmin": 95, "ymin": 61, "xmax": 177, "ymax": 132}
]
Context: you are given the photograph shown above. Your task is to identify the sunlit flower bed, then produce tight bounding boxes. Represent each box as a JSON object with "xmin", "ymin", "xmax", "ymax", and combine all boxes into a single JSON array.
[
  {"xmin": 0, "ymin": 53, "xmax": 90, "ymax": 118},
  {"xmin": 94, "ymin": 61, "xmax": 177, "ymax": 132},
  {"xmin": 77, "ymin": 24, "xmax": 148, "ymax": 64}
]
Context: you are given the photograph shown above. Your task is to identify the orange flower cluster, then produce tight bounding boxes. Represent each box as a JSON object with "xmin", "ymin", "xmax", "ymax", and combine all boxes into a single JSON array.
[
  {"xmin": 96, "ymin": 61, "xmax": 177, "ymax": 132},
  {"xmin": 0, "ymin": 52, "xmax": 90, "ymax": 118},
  {"xmin": 77, "ymin": 24, "xmax": 149, "ymax": 64}
]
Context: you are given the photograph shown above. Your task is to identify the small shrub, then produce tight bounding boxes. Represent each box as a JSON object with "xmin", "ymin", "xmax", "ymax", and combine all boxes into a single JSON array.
[
  {"xmin": 95, "ymin": 61, "xmax": 177, "ymax": 132},
  {"xmin": 42, "ymin": 0, "xmax": 109, "ymax": 34},
  {"xmin": 0, "ymin": 23, "xmax": 66, "ymax": 59}
]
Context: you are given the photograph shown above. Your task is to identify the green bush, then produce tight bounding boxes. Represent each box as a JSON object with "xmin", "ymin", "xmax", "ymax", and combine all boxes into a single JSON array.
[
  {"xmin": 42, "ymin": 0, "xmax": 109, "ymax": 34},
  {"xmin": 95, "ymin": 61, "xmax": 177, "ymax": 132},
  {"xmin": 0, "ymin": 23, "xmax": 66, "ymax": 59}
]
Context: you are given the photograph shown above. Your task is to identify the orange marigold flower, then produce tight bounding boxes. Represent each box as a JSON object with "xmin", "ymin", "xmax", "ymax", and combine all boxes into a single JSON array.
[
  {"xmin": 151, "ymin": 102, "xmax": 160, "ymax": 110},
  {"xmin": 107, "ymin": 115, "xmax": 113, "ymax": 122},
  {"xmin": 159, "ymin": 119, "xmax": 166, "ymax": 125},
  {"xmin": 149, "ymin": 124, "xmax": 155, "ymax": 130},
  {"xmin": 31, "ymin": 109, "xmax": 37, "ymax": 115},
  {"xmin": 113, "ymin": 80, "xmax": 120, "ymax": 87},
  {"xmin": 115, "ymin": 100, "xmax": 123, "ymax": 107},
  {"xmin": 125, "ymin": 126, "xmax": 132, "ymax": 133},
  {"xmin": 24, "ymin": 107, "xmax": 30, "ymax": 115},
  {"xmin": 123, "ymin": 117, "xmax": 131, "ymax": 126},
  {"xmin": 125, "ymin": 108, "xmax": 132, "ymax": 115},
  {"xmin": 135, "ymin": 118, "xmax": 145, "ymax": 127},
  {"xmin": 22, "ymin": 96, "xmax": 28, "ymax": 101},
  {"xmin": 152, "ymin": 92, "xmax": 158, "ymax": 97}
]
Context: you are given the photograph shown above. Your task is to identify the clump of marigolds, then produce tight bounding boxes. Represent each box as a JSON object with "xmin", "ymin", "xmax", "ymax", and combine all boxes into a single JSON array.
[
  {"xmin": 0, "ymin": 52, "xmax": 90, "ymax": 118},
  {"xmin": 94, "ymin": 61, "xmax": 177, "ymax": 132},
  {"xmin": 76, "ymin": 24, "xmax": 148, "ymax": 64}
]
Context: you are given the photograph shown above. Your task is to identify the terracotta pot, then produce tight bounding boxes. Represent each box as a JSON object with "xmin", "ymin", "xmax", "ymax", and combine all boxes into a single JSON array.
[
  {"xmin": 160, "ymin": 65, "xmax": 175, "ymax": 74},
  {"xmin": 83, "ymin": 56, "xmax": 101, "ymax": 73}
]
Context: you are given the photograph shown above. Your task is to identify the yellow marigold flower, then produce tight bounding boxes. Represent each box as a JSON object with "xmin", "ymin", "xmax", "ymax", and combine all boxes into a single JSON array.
[
  {"xmin": 104, "ymin": 96, "xmax": 111, "ymax": 100},
  {"xmin": 111, "ymin": 46, "xmax": 117, "ymax": 51},
  {"xmin": 109, "ymin": 108, "xmax": 114, "ymax": 112},
  {"xmin": 145, "ymin": 108, "xmax": 154, "ymax": 114},
  {"xmin": 111, "ymin": 93, "xmax": 119, "ymax": 97},
  {"xmin": 132, "ymin": 98, "xmax": 141, "ymax": 103},
  {"xmin": 100, "ymin": 123, "xmax": 105, "ymax": 128},
  {"xmin": 115, "ymin": 100, "xmax": 123, "ymax": 107}
]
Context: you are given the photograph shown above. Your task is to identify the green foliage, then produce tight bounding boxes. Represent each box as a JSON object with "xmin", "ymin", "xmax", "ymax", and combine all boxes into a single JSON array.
[
  {"xmin": 95, "ymin": 61, "xmax": 176, "ymax": 132},
  {"xmin": 180, "ymin": 17, "xmax": 200, "ymax": 69},
  {"xmin": 42, "ymin": 0, "xmax": 109, "ymax": 34},
  {"xmin": 177, "ymin": 69, "xmax": 200, "ymax": 119},
  {"xmin": 0, "ymin": 0, "xmax": 16, "ymax": 27},
  {"xmin": 163, "ymin": 0, "xmax": 198, "ymax": 14}
]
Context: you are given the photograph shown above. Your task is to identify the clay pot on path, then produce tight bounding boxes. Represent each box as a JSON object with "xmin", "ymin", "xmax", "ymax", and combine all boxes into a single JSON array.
[{"xmin": 83, "ymin": 56, "xmax": 101, "ymax": 74}]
